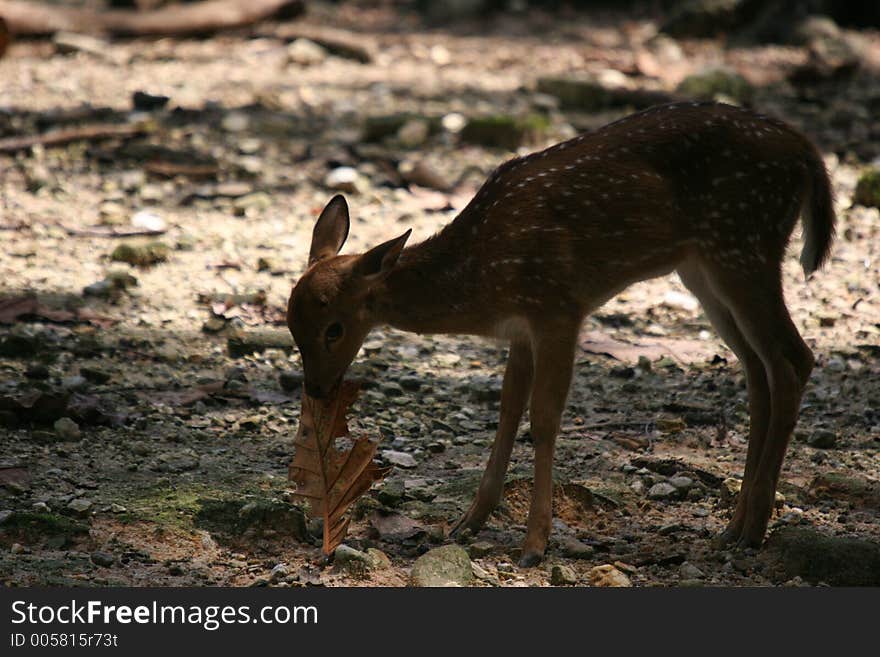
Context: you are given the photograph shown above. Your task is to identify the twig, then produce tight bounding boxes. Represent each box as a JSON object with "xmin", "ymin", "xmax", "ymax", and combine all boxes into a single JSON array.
[
  {"xmin": 0, "ymin": 0, "xmax": 304, "ymax": 38},
  {"xmin": 0, "ymin": 122, "xmax": 148, "ymax": 154}
]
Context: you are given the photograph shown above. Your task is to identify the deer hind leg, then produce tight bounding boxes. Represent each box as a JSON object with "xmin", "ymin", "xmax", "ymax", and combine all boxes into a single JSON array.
[
  {"xmin": 700, "ymin": 262, "xmax": 814, "ymax": 548},
  {"xmin": 677, "ymin": 260, "xmax": 770, "ymax": 546},
  {"xmin": 519, "ymin": 321, "xmax": 579, "ymax": 568},
  {"xmin": 451, "ymin": 338, "xmax": 533, "ymax": 537}
]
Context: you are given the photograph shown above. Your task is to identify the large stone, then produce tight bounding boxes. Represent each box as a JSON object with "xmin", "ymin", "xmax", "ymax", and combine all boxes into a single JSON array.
[
  {"xmin": 410, "ymin": 545, "xmax": 474, "ymax": 587},
  {"xmin": 587, "ymin": 564, "xmax": 632, "ymax": 587},
  {"xmin": 762, "ymin": 527, "xmax": 880, "ymax": 586},
  {"xmin": 460, "ymin": 114, "xmax": 550, "ymax": 150}
]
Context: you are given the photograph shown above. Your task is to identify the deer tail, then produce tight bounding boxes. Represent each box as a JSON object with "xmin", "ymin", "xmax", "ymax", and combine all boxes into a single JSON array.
[{"xmin": 799, "ymin": 147, "xmax": 836, "ymax": 277}]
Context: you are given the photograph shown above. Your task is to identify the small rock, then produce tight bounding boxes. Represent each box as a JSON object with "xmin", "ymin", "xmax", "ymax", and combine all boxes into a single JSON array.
[
  {"xmin": 410, "ymin": 545, "xmax": 474, "ymax": 587},
  {"xmin": 0, "ymin": 510, "xmax": 12, "ymax": 525},
  {"xmin": 91, "ymin": 551, "xmax": 115, "ymax": 567},
  {"xmin": 131, "ymin": 210, "xmax": 167, "ymax": 233},
  {"xmin": 61, "ymin": 376, "xmax": 88, "ymax": 392},
  {"xmin": 807, "ymin": 429, "xmax": 838, "ymax": 449},
  {"xmin": 587, "ymin": 564, "xmax": 632, "ymax": 587},
  {"xmin": 287, "ymin": 38, "xmax": 327, "ymax": 66},
  {"xmin": 11, "ymin": 543, "xmax": 25, "ymax": 554},
  {"xmin": 222, "ymin": 112, "xmax": 250, "ymax": 133},
  {"xmin": 550, "ymin": 564, "xmax": 578, "ymax": 586},
  {"xmin": 334, "ymin": 544, "xmax": 388, "ymax": 577},
  {"xmin": 324, "ymin": 167, "xmax": 365, "ymax": 194},
  {"xmin": 67, "ymin": 498, "xmax": 93, "ymax": 516},
  {"xmin": 132, "ymin": 91, "xmax": 170, "ymax": 111},
  {"xmin": 381, "ymin": 450, "xmax": 418, "ymax": 469},
  {"xmin": 53, "ymin": 417, "xmax": 81, "ymax": 441},
  {"xmin": 460, "ymin": 114, "xmax": 549, "ymax": 150},
  {"xmin": 679, "ymin": 562, "xmax": 704, "ymax": 580},
  {"xmin": 397, "ymin": 119, "xmax": 431, "ymax": 148},
  {"xmin": 467, "ymin": 541, "xmax": 495, "ymax": 558},
  {"xmin": 441, "ymin": 112, "xmax": 467, "ymax": 133},
  {"xmin": 270, "ymin": 563, "xmax": 289, "ymax": 582},
  {"xmin": 559, "ymin": 536, "xmax": 595, "ymax": 560},
  {"xmin": 25, "ymin": 364, "xmax": 50, "ymax": 380},
  {"xmin": 110, "ymin": 241, "xmax": 169, "ymax": 267},
  {"xmin": 669, "ymin": 476, "xmax": 695, "ymax": 491},
  {"xmin": 648, "ymin": 482, "xmax": 678, "ymax": 500}
]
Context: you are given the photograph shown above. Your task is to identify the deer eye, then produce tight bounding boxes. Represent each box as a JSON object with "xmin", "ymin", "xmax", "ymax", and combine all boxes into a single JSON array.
[{"xmin": 325, "ymin": 322, "xmax": 343, "ymax": 344}]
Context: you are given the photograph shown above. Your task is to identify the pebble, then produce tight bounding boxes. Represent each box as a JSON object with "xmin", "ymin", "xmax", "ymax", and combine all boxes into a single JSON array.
[
  {"xmin": 287, "ymin": 38, "xmax": 327, "ymax": 66},
  {"xmin": 587, "ymin": 564, "xmax": 632, "ymax": 587},
  {"xmin": 550, "ymin": 564, "xmax": 578, "ymax": 586},
  {"xmin": 222, "ymin": 112, "xmax": 250, "ymax": 133},
  {"xmin": 668, "ymin": 476, "xmax": 694, "ymax": 491},
  {"xmin": 53, "ymin": 417, "xmax": 81, "ymax": 441},
  {"xmin": 679, "ymin": 562, "xmax": 704, "ymax": 580},
  {"xmin": 67, "ymin": 498, "xmax": 93, "ymax": 516},
  {"xmin": 325, "ymin": 167, "xmax": 364, "ymax": 194},
  {"xmin": 381, "ymin": 450, "xmax": 418, "ymax": 469},
  {"xmin": 131, "ymin": 210, "xmax": 167, "ymax": 233},
  {"xmin": 467, "ymin": 541, "xmax": 495, "ymax": 558},
  {"xmin": 91, "ymin": 551, "xmax": 115, "ymax": 567},
  {"xmin": 270, "ymin": 563, "xmax": 289, "ymax": 582},
  {"xmin": 807, "ymin": 429, "xmax": 838, "ymax": 449},
  {"xmin": 11, "ymin": 543, "xmax": 25, "ymax": 554},
  {"xmin": 558, "ymin": 536, "xmax": 595, "ymax": 559},
  {"xmin": 647, "ymin": 482, "xmax": 678, "ymax": 500}
]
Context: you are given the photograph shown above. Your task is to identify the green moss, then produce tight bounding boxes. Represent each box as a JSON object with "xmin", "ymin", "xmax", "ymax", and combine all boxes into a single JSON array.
[
  {"xmin": 854, "ymin": 168, "xmax": 880, "ymax": 208},
  {"xmin": 460, "ymin": 113, "xmax": 550, "ymax": 150},
  {"xmin": 676, "ymin": 68, "xmax": 754, "ymax": 103},
  {"xmin": 0, "ymin": 512, "xmax": 89, "ymax": 544},
  {"xmin": 110, "ymin": 241, "xmax": 169, "ymax": 267}
]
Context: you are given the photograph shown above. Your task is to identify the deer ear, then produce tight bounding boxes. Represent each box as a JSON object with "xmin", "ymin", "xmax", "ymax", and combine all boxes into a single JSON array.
[
  {"xmin": 354, "ymin": 229, "xmax": 411, "ymax": 281},
  {"xmin": 309, "ymin": 195, "xmax": 350, "ymax": 264}
]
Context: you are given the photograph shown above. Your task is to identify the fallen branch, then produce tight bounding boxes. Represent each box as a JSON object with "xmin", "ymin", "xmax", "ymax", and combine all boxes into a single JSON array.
[
  {"xmin": 0, "ymin": 0, "xmax": 304, "ymax": 38},
  {"xmin": 273, "ymin": 23, "xmax": 374, "ymax": 63},
  {"xmin": 0, "ymin": 122, "xmax": 149, "ymax": 154}
]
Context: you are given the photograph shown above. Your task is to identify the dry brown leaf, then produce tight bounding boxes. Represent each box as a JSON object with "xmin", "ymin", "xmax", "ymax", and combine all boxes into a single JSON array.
[{"xmin": 289, "ymin": 381, "xmax": 390, "ymax": 556}]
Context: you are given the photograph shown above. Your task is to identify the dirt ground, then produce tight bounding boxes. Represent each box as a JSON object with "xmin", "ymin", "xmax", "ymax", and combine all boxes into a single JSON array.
[{"xmin": 1, "ymin": 2, "xmax": 879, "ymax": 587}]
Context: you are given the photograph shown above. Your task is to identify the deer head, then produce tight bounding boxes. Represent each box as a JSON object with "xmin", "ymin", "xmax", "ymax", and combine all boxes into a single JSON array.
[{"xmin": 287, "ymin": 195, "xmax": 411, "ymax": 398}]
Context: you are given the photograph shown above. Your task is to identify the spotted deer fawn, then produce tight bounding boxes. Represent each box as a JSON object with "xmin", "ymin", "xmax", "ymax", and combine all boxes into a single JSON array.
[{"xmin": 287, "ymin": 101, "xmax": 835, "ymax": 567}]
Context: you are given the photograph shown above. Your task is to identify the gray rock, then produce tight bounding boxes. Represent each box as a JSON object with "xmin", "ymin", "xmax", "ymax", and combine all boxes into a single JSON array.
[
  {"xmin": 559, "ymin": 536, "xmax": 595, "ymax": 560},
  {"xmin": 467, "ymin": 541, "xmax": 495, "ymax": 558},
  {"xmin": 669, "ymin": 476, "xmax": 695, "ymax": 491},
  {"xmin": 53, "ymin": 417, "xmax": 81, "ymax": 441},
  {"xmin": 91, "ymin": 551, "xmax": 115, "ymax": 567},
  {"xmin": 334, "ymin": 545, "xmax": 390, "ymax": 576},
  {"xmin": 10, "ymin": 542, "xmax": 25, "ymax": 554},
  {"xmin": 679, "ymin": 562, "xmax": 705, "ymax": 580},
  {"xmin": 550, "ymin": 564, "xmax": 578, "ymax": 586},
  {"xmin": 807, "ymin": 429, "xmax": 838, "ymax": 449},
  {"xmin": 0, "ymin": 510, "xmax": 13, "ymax": 525},
  {"xmin": 382, "ymin": 450, "xmax": 418, "ymax": 469},
  {"xmin": 270, "ymin": 563, "xmax": 289, "ymax": 582},
  {"xmin": 410, "ymin": 545, "xmax": 474, "ymax": 587},
  {"xmin": 762, "ymin": 527, "xmax": 880, "ymax": 586},
  {"xmin": 67, "ymin": 498, "xmax": 93, "ymax": 516},
  {"xmin": 60, "ymin": 376, "xmax": 88, "ymax": 393},
  {"xmin": 648, "ymin": 482, "xmax": 678, "ymax": 500}
]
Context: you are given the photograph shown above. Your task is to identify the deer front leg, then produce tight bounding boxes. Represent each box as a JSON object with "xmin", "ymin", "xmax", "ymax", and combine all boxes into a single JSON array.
[
  {"xmin": 519, "ymin": 323, "xmax": 578, "ymax": 568},
  {"xmin": 451, "ymin": 338, "xmax": 534, "ymax": 536}
]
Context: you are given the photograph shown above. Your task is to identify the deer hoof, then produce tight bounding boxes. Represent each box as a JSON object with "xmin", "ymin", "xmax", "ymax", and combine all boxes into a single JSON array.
[{"xmin": 518, "ymin": 551, "xmax": 544, "ymax": 568}]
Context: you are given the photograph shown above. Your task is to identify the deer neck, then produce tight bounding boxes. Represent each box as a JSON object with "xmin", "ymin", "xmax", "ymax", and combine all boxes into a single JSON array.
[{"xmin": 372, "ymin": 228, "xmax": 477, "ymax": 334}]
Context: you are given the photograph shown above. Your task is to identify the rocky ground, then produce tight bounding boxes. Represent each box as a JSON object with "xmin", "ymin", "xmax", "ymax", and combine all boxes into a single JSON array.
[{"xmin": 1, "ymin": 2, "xmax": 879, "ymax": 587}]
